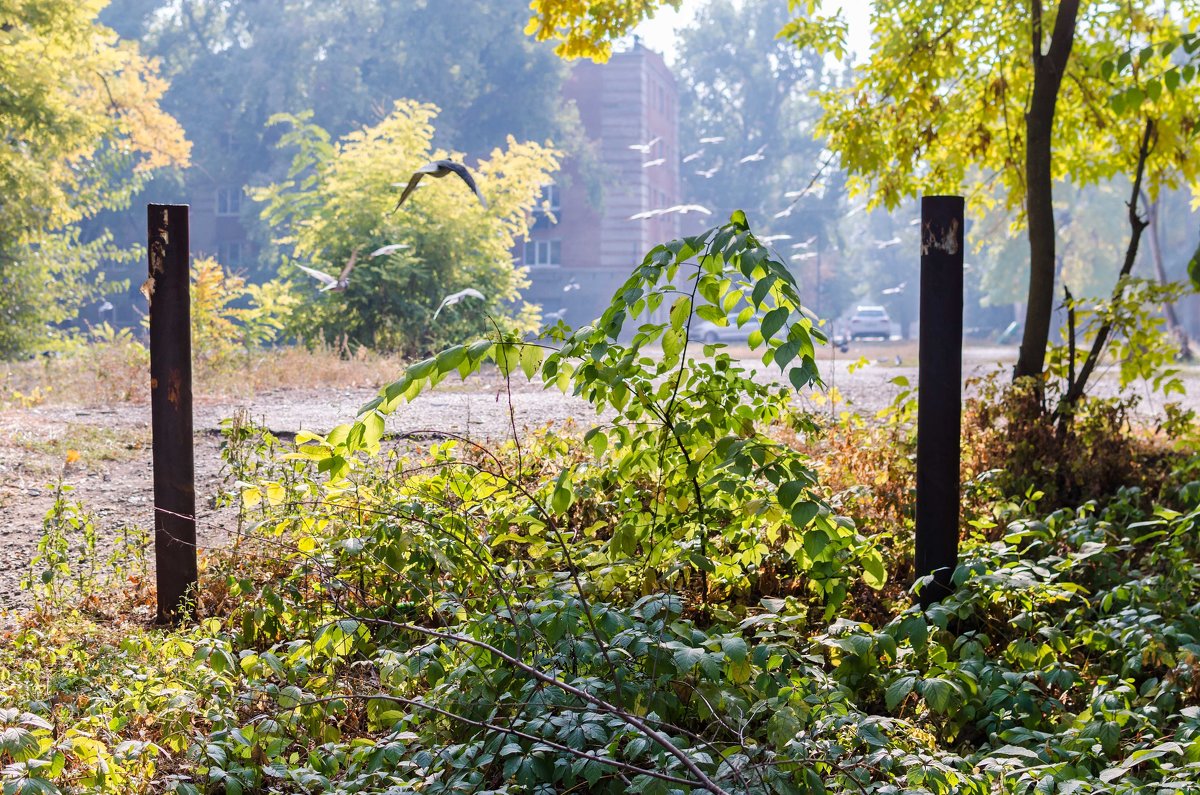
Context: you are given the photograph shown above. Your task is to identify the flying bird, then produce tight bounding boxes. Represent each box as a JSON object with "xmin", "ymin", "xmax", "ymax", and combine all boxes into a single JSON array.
[
  {"xmin": 628, "ymin": 136, "xmax": 662, "ymax": 154},
  {"xmin": 696, "ymin": 166, "xmax": 721, "ymax": 179},
  {"xmin": 391, "ymin": 160, "xmax": 487, "ymax": 214},
  {"xmin": 370, "ymin": 243, "xmax": 410, "ymax": 257},
  {"xmin": 699, "ymin": 136, "xmax": 725, "ymax": 144},
  {"xmin": 773, "ymin": 206, "xmax": 794, "ymax": 219},
  {"xmin": 785, "ymin": 183, "xmax": 825, "ymax": 199},
  {"xmin": 642, "ymin": 158, "xmax": 666, "ymax": 168},
  {"xmin": 563, "ymin": 281, "xmax": 581, "ymax": 292},
  {"xmin": 881, "ymin": 282, "xmax": 906, "ymax": 296},
  {"xmin": 629, "ymin": 208, "xmax": 666, "ymax": 220},
  {"xmin": 432, "ymin": 287, "xmax": 485, "ymax": 319},
  {"xmin": 791, "ymin": 252, "xmax": 817, "ymax": 261},
  {"xmin": 739, "ymin": 145, "xmax": 766, "ymax": 164},
  {"xmin": 662, "ymin": 204, "xmax": 712, "ymax": 215},
  {"xmin": 875, "ymin": 237, "xmax": 902, "ymax": 249},
  {"xmin": 760, "ymin": 234, "xmax": 792, "ymax": 244},
  {"xmin": 543, "ymin": 308, "xmax": 568, "ymax": 322},
  {"xmin": 792, "ymin": 236, "xmax": 817, "ymax": 249},
  {"xmin": 294, "ymin": 248, "xmax": 362, "ymax": 293},
  {"xmin": 682, "ymin": 149, "xmax": 705, "ymax": 163}
]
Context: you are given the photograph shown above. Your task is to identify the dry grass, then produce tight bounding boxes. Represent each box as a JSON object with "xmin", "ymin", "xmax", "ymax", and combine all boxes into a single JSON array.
[{"xmin": 0, "ymin": 340, "xmax": 412, "ymax": 409}]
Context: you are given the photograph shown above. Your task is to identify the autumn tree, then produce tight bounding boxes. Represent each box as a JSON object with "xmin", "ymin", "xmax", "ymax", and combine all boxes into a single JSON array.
[
  {"xmin": 0, "ymin": 0, "xmax": 189, "ymax": 355},
  {"xmin": 254, "ymin": 101, "xmax": 559, "ymax": 355}
]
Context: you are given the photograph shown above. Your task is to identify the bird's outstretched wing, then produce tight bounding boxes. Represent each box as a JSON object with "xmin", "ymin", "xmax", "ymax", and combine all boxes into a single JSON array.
[
  {"xmin": 394, "ymin": 160, "xmax": 488, "ymax": 213},
  {"xmin": 437, "ymin": 161, "xmax": 488, "ymax": 209},
  {"xmin": 371, "ymin": 243, "xmax": 409, "ymax": 257},
  {"xmin": 432, "ymin": 287, "xmax": 485, "ymax": 319},
  {"xmin": 295, "ymin": 263, "xmax": 339, "ymax": 291},
  {"xmin": 390, "ymin": 172, "xmax": 427, "ymax": 214}
]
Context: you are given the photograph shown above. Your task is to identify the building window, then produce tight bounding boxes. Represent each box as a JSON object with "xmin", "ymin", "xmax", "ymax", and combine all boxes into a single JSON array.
[
  {"xmin": 524, "ymin": 239, "xmax": 562, "ymax": 267},
  {"xmin": 533, "ymin": 184, "xmax": 561, "ymax": 230},
  {"xmin": 217, "ymin": 242, "xmax": 244, "ymax": 267},
  {"xmin": 216, "ymin": 187, "xmax": 243, "ymax": 216},
  {"xmin": 540, "ymin": 184, "xmax": 561, "ymax": 214}
]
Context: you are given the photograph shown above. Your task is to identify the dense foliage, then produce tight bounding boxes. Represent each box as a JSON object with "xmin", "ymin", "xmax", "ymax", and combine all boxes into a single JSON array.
[
  {"xmin": 253, "ymin": 102, "xmax": 559, "ymax": 354},
  {"xmin": 0, "ymin": 0, "xmax": 188, "ymax": 355},
  {"xmin": 2, "ymin": 216, "xmax": 1199, "ymax": 794}
]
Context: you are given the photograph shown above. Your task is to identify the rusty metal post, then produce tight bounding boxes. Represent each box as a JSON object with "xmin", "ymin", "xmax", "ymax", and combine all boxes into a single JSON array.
[
  {"xmin": 914, "ymin": 195, "xmax": 964, "ymax": 607},
  {"xmin": 147, "ymin": 204, "xmax": 196, "ymax": 623}
]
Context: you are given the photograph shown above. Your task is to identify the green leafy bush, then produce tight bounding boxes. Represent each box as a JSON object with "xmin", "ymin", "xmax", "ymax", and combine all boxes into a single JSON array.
[{"xmin": 4, "ymin": 213, "xmax": 1200, "ymax": 795}]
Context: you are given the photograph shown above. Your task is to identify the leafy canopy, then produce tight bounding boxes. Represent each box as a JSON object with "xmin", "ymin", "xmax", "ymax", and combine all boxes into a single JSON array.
[
  {"xmin": 0, "ymin": 0, "xmax": 189, "ymax": 246},
  {"xmin": 816, "ymin": 1, "xmax": 1200, "ymax": 215},
  {"xmin": 253, "ymin": 101, "xmax": 560, "ymax": 354}
]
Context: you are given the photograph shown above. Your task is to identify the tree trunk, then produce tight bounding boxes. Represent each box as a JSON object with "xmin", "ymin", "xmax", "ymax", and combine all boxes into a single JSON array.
[
  {"xmin": 1144, "ymin": 191, "xmax": 1193, "ymax": 361},
  {"xmin": 1014, "ymin": 0, "xmax": 1082, "ymax": 380}
]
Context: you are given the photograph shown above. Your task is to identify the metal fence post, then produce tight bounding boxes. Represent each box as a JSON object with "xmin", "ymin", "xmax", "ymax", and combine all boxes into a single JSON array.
[
  {"xmin": 914, "ymin": 195, "xmax": 964, "ymax": 607},
  {"xmin": 147, "ymin": 204, "xmax": 197, "ymax": 623}
]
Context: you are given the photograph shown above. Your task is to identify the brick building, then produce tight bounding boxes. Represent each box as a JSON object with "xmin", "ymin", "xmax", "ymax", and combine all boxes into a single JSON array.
[{"xmin": 520, "ymin": 41, "xmax": 681, "ymax": 327}]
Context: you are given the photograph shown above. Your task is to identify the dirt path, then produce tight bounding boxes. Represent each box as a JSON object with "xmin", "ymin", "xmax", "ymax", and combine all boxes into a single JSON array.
[{"xmin": 1, "ymin": 343, "xmax": 1194, "ymax": 611}]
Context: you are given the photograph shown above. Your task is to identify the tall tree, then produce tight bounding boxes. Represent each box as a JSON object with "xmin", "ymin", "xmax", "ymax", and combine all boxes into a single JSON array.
[{"xmin": 0, "ymin": 0, "xmax": 189, "ymax": 355}]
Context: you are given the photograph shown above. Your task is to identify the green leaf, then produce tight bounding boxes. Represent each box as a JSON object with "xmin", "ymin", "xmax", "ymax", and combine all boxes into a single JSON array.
[
  {"xmin": 751, "ymin": 275, "xmax": 776, "ymax": 308},
  {"xmin": 861, "ymin": 549, "xmax": 887, "ymax": 590},
  {"xmin": 669, "ymin": 296, "xmax": 691, "ymax": 330},
  {"xmin": 551, "ymin": 482, "xmax": 573, "ymax": 515},
  {"xmin": 662, "ymin": 328, "xmax": 684, "ymax": 358},
  {"xmin": 520, "ymin": 344, "xmax": 543, "ymax": 379},
  {"xmin": 492, "ymin": 342, "xmax": 519, "ymax": 376},
  {"xmin": 436, "ymin": 344, "xmax": 466, "ymax": 373},
  {"xmin": 802, "ymin": 527, "xmax": 828, "ymax": 558},
  {"xmin": 791, "ymin": 500, "xmax": 820, "ymax": 528},
  {"xmin": 760, "ymin": 307, "xmax": 788, "ymax": 341},
  {"xmin": 885, "ymin": 675, "xmax": 916, "ymax": 710},
  {"xmin": 777, "ymin": 480, "xmax": 806, "ymax": 510},
  {"xmin": 672, "ymin": 645, "xmax": 706, "ymax": 672},
  {"xmin": 921, "ymin": 677, "xmax": 955, "ymax": 713},
  {"xmin": 720, "ymin": 635, "xmax": 748, "ymax": 663}
]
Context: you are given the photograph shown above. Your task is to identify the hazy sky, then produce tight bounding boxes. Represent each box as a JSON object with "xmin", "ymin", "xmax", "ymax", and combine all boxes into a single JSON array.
[{"xmin": 636, "ymin": 0, "xmax": 873, "ymax": 63}]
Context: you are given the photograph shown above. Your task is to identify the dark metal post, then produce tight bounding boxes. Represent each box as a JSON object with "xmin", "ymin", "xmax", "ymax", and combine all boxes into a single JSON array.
[
  {"xmin": 914, "ymin": 195, "xmax": 964, "ymax": 607},
  {"xmin": 147, "ymin": 204, "xmax": 197, "ymax": 623}
]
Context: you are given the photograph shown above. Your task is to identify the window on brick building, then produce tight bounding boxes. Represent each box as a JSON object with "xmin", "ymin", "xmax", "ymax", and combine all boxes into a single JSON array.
[
  {"xmin": 216, "ymin": 187, "xmax": 243, "ymax": 216},
  {"xmin": 524, "ymin": 238, "xmax": 562, "ymax": 266},
  {"xmin": 217, "ymin": 242, "xmax": 244, "ymax": 267}
]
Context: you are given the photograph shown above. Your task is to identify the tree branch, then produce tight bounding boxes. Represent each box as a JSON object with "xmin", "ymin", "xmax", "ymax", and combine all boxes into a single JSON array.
[
  {"xmin": 1045, "ymin": 0, "xmax": 1082, "ymax": 69},
  {"xmin": 1057, "ymin": 118, "xmax": 1155, "ymax": 413},
  {"xmin": 1032, "ymin": 0, "xmax": 1044, "ymax": 62}
]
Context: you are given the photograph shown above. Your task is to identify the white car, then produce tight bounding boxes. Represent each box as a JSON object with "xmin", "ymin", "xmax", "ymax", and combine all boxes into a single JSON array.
[
  {"xmin": 694, "ymin": 317, "xmax": 754, "ymax": 343},
  {"xmin": 848, "ymin": 305, "xmax": 892, "ymax": 340}
]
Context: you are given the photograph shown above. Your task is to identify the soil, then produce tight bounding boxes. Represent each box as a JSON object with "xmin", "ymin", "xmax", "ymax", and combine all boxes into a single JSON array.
[{"xmin": 0, "ymin": 342, "xmax": 1193, "ymax": 612}]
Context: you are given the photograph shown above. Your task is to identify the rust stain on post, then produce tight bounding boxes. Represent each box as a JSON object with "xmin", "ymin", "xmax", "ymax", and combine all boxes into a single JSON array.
[{"xmin": 148, "ymin": 204, "xmax": 196, "ymax": 624}]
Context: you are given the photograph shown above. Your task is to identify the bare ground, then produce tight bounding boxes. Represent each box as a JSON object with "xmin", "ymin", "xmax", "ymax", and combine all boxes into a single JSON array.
[{"xmin": 1, "ymin": 341, "xmax": 1194, "ymax": 612}]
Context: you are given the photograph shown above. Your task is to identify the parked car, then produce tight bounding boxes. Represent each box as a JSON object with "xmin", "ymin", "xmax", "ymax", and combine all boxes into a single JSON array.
[
  {"xmin": 694, "ymin": 316, "xmax": 755, "ymax": 343},
  {"xmin": 848, "ymin": 305, "xmax": 892, "ymax": 340}
]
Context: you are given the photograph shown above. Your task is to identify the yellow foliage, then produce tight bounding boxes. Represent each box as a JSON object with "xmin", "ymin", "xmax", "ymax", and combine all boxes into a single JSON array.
[
  {"xmin": 255, "ymin": 100, "xmax": 560, "ymax": 354},
  {"xmin": 0, "ymin": 0, "xmax": 189, "ymax": 243},
  {"xmin": 525, "ymin": 0, "xmax": 681, "ymax": 60}
]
